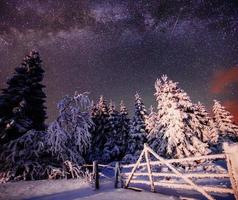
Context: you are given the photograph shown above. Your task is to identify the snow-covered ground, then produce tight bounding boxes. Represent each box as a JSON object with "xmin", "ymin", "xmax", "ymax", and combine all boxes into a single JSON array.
[
  {"xmin": 0, "ymin": 163, "xmax": 235, "ymax": 200},
  {"xmin": 0, "ymin": 178, "xmax": 177, "ymax": 200},
  {"xmin": 0, "ymin": 176, "xmax": 235, "ymax": 200}
]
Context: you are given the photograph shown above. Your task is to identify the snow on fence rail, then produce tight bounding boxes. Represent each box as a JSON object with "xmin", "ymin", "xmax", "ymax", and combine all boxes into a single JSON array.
[
  {"xmin": 82, "ymin": 143, "xmax": 238, "ymax": 200},
  {"xmin": 122, "ymin": 143, "xmax": 238, "ymax": 200},
  {"xmin": 122, "ymin": 172, "xmax": 230, "ymax": 178},
  {"xmin": 122, "ymin": 154, "xmax": 226, "ymax": 168}
]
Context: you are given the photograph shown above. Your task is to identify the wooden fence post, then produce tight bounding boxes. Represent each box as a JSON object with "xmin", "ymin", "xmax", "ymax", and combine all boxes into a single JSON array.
[
  {"xmin": 144, "ymin": 144, "xmax": 155, "ymax": 192},
  {"xmin": 93, "ymin": 161, "xmax": 99, "ymax": 190},
  {"xmin": 145, "ymin": 145, "xmax": 215, "ymax": 200},
  {"xmin": 125, "ymin": 149, "xmax": 145, "ymax": 188},
  {"xmin": 224, "ymin": 143, "xmax": 238, "ymax": 200},
  {"xmin": 114, "ymin": 162, "xmax": 122, "ymax": 188}
]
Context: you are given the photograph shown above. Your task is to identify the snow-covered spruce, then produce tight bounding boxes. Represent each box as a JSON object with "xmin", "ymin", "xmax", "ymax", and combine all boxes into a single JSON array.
[
  {"xmin": 192, "ymin": 102, "xmax": 218, "ymax": 145},
  {"xmin": 123, "ymin": 93, "xmax": 148, "ymax": 163},
  {"xmin": 102, "ymin": 100, "xmax": 130, "ymax": 163},
  {"xmin": 90, "ymin": 97, "xmax": 129, "ymax": 163},
  {"xmin": 145, "ymin": 106, "xmax": 157, "ymax": 138},
  {"xmin": 90, "ymin": 96, "xmax": 110, "ymax": 162},
  {"xmin": 0, "ymin": 92, "xmax": 93, "ymax": 183},
  {"xmin": 212, "ymin": 100, "xmax": 238, "ymax": 144},
  {"xmin": 0, "ymin": 51, "xmax": 46, "ymax": 145},
  {"xmin": 102, "ymin": 101, "xmax": 124, "ymax": 162},
  {"xmin": 147, "ymin": 75, "xmax": 210, "ymax": 159},
  {"xmin": 118, "ymin": 101, "xmax": 130, "ymax": 158}
]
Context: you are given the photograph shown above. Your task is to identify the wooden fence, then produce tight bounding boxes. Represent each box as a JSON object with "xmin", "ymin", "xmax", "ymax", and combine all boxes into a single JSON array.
[
  {"xmin": 82, "ymin": 161, "xmax": 115, "ymax": 190},
  {"xmin": 122, "ymin": 143, "xmax": 238, "ymax": 200},
  {"xmin": 82, "ymin": 143, "xmax": 238, "ymax": 200}
]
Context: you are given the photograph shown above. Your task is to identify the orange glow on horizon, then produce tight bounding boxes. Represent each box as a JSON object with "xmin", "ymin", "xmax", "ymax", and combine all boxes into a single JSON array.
[
  {"xmin": 224, "ymin": 100, "xmax": 238, "ymax": 124},
  {"xmin": 210, "ymin": 66, "xmax": 238, "ymax": 94},
  {"xmin": 210, "ymin": 66, "xmax": 238, "ymax": 124}
]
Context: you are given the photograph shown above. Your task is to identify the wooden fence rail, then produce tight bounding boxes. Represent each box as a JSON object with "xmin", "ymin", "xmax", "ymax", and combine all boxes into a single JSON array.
[
  {"xmin": 123, "ymin": 143, "xmax": 238, "ymax": 200},
  {"xmin": 122, "ymin": 154, "xmax": 226, "ymax": 168},
  {"xmin": 123, "ymin": 172, "xmax": 230, "ymax": 178},
  {"xmin": 82, "ymin": 143, "xmax": 238, "ymax": 200},
  {"xmin": 129, "ymin": 180, "xmax": 234, "ymax": 194}
]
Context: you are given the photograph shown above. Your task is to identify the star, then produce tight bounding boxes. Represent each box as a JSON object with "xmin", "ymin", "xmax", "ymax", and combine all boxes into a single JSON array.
[{"xmin": 0, "ymin": 0, "xmax": 237, "ymax": 122}]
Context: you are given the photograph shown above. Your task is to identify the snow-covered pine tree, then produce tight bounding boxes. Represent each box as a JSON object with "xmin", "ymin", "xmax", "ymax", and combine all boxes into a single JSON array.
[
  {"xmin": 102, "ymin": 101, "xmax": 121, "ymax": 162},
  {"xmin": 146, "ymin": 106, "xmax": 157, "ymax": 137},
  {"xmin": 0, "ymin": 51, "xmax": 46, "ymax": 144},
  {"xmin": 124, "ymin": 93, "xmax": 148, "ymax": 163},
  {"xmin": 0, "ymin": 92, "xmax": 93, "ymax": 182},
  {"xmin": 212, "ymin": 100, "xmax": 238, "ymax": 143},
  {"xmin": 118, "ymin": 100, "xmax": 130, "ymax": 158},
  {"xmin": 191, "ymin": 102, "xmax": 218, "ymax": 144},
  {"xmin": 147, "ymin": 75, "xmax": 209, "ymax": 159},
  {"xmin": 90, "ymin": 96, "xmax": 110, "ymax": 162}
]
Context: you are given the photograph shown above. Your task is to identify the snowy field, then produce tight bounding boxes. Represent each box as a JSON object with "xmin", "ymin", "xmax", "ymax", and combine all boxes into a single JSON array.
[
  {"xmin": 0, "ymin": 159, "xmax": 236, "ymax": 200},
  {"xmin": 0, "ymin": 176, "xmax": 235, "ymax": 200},
  {"xmin": 0, "ymin": 179, "xmax": 176, "ymax": 200}
]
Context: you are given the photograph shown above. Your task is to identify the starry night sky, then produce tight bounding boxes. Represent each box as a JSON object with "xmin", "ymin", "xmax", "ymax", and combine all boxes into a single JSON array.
[{"xmin": 0, "ymin": 0, "xmax": 238, "ymax": 122}]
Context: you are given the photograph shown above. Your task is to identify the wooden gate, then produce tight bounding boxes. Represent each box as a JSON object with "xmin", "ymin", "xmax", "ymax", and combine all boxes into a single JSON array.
[{"xmin": 122, "ymin": 143, "xmax": 238, "ymax": 200}]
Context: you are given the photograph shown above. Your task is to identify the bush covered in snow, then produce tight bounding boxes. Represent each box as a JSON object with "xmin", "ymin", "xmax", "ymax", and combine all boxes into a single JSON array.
[{"xmin": 0, "ymin": 92, "xmax": 93, "ymax": 183}]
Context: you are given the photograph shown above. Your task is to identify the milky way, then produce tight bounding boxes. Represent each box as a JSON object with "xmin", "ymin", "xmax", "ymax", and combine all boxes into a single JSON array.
[{"xmin": 0, "ymin": 0, "xmax": 238, "ymax": 122}]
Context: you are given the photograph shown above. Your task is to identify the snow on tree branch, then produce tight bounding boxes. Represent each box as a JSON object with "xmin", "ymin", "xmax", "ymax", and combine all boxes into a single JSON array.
[
  {"xmin": 147, "ymin": 75, "xmax": 210, "ymax": 159},
  {"xmin": 0, "ymin": 92, "xmax": 93, "ymax": 183}
]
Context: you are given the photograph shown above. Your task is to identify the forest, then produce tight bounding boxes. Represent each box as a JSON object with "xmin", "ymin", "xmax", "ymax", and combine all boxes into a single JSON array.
[{"xmin": 0, "ymin": 51, "xmax": 237, "ymax": 183}]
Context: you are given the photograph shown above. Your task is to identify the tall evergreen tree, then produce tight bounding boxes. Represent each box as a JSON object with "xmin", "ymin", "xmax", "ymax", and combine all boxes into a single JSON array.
[
  {"xmin": 90, "ymin": 98, "xmax": 130, "ymax": 163},
  {"xmin": 147, "ymin": 75, "xmax": 209, "ymax": 159},
  {"xmin": 124, "ymin": 93, "xmax": 148, "ymax": 163},
  {"xmin": 212, "ymin": 100, "xmax": 238, "ymax": 143},
  {"xmin": 146, "ymin": 106, "xmax": 157, "ymax": 137},
  {"xmin": 90, "ymin": 96, "xmax": 110, "ymax": 162},
  {"xmin": 0, "ymin": 51, "xmax": 47, "ymax": 144},
  {"xmin": 192, "ymin": 102, "xmax": 218, "ymax": 144},
  {"xmin": 102, "ymin": 101, "xmax": 121, "ymax": 162},
  {"xmin": 118, "ymin": 100, "xmax": 130, "ymax": 158}
]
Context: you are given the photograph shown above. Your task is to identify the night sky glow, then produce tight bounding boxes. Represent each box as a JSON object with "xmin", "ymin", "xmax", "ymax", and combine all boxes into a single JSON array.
[{"xmin": 0, "ymin": 0, "xmax": 238, "ymax": 122}]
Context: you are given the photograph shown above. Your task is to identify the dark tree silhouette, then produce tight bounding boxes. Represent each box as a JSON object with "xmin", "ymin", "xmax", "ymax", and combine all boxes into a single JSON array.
[{"xmin": 0, "ymin": 51, "xmax": 47, "ymax": 144}]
